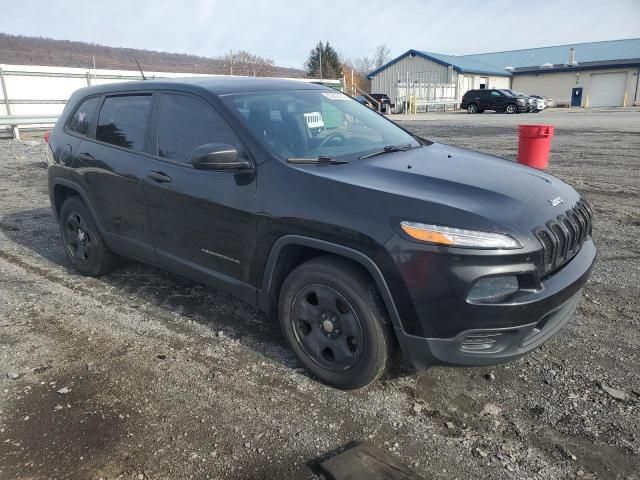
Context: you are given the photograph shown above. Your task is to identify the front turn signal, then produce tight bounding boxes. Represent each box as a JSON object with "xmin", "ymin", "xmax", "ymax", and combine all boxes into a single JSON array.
[{"xmin": 400, "ymin": 221, "xmax": 521, "ymax": 249}]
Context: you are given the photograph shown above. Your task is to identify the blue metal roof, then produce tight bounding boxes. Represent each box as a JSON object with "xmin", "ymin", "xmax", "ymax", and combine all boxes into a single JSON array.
[
  {"xmin": 418, "ymin": 51, "xmax": 511, "ymax": 75},
  {"xmin": 369, "ymin": 38, "xmax": 640, "ymax": 78},
  {"xmin": 463, "ymin": 38, "xmax": 640, "ymax": 69}
]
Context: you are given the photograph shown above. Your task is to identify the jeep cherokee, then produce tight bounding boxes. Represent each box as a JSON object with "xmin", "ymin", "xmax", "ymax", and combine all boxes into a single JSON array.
[{"xmin": 46, "ymin": 78, "xmax": 596, "ymax": 389}]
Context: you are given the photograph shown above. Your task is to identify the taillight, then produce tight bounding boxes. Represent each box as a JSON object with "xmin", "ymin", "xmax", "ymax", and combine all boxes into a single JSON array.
[{"xmin": 44, "ymin": 130, "xmax": 51, "ymax": 143}]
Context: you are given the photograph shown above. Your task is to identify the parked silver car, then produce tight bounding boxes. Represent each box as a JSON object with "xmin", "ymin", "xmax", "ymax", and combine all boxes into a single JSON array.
[{"xmin": 531, "ymin": 95, "xmax": 554, "ymax": 108}]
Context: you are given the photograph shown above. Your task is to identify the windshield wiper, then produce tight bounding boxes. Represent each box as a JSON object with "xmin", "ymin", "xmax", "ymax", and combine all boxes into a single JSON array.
[
  {"xmin": 359, "ymin": 144, "xmax": 414, "ymax": 160},
  {"xmin": 287, "ymin": 155, "xmax": 349, "ymax": 165}
]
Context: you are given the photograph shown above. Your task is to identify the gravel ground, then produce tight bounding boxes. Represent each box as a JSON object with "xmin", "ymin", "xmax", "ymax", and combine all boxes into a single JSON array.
[{"xmin": 0, "ymin": 108, "xmax": 639, "ymax": 479}]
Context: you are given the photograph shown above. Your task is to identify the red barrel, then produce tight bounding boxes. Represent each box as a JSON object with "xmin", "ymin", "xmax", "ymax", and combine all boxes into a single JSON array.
[{"xmin": 517, "ymin": 124, "xmax": 555, "ymax": 169}]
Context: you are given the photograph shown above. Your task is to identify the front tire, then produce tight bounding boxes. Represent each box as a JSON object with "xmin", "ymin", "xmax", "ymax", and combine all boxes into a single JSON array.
[
  {"xmin": 278, "ymin": 256, "xmax": 393, "ymax": 389},
  {"xmin": 59, "ymin": 196, "xmax": 117, "ymax": 276},
  {"xmin": 505, "ymin": 103, "xmax": 518, "ymax": 114},
  {"xmin": 467, "ymin": 103, "xmax": 478, "ymax": 114}
]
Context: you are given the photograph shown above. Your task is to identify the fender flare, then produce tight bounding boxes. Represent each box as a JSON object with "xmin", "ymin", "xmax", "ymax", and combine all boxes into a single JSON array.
[
  {"xmin": 50, "ymin": 178, "xmax": 104, "ymax": 232},
  {"xmin": 259, "ymin": 235, "xmax": 404, "ymax": 332}
]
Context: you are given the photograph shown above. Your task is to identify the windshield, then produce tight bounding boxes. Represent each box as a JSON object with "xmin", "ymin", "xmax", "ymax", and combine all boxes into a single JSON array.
[
  {"xmin": 501, "ymin": 89, "xmax": 526, "ymax": 97},
  {"xmin": 220, "ymin": 89, "xmax": 420, "ymax": 160}
]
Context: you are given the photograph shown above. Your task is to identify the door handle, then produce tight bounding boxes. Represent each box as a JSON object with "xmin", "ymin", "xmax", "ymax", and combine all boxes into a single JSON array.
[
  {"xmin": 146, "ymin": 171, "xmax": 172, "ymax": 183},
  {"xmin": 77, "ymin": 152, "xmax": 95, "ymax": 161}
]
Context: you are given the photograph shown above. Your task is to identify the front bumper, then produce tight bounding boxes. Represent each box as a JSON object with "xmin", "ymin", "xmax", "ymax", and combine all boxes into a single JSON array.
[
  {"xmin": 388, "ymin": 237, "xmax": 596, "ymax": 369},
  {"xmin": 398, "ymin": 289, "xmax": 581, "ymax": 368}
]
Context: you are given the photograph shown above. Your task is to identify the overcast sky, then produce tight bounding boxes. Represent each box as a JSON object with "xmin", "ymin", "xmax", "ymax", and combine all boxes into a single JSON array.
[{"xmin": 2, "ymin": 0, "xmax": 639, "ymax": 68}]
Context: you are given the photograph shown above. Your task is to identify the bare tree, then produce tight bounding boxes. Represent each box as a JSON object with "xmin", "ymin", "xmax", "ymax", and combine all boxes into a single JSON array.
[
  {"xmin": 353, "ymin": 56, "xmax": 375, "ymax": 75},
  {"xmin": 373, "ymin": 44, "xmax": 391, "ymax": 69},
  {"xmin": 346, "ymin": 45, "xmax": 391, "ymax": 92},
  {"xmin": 221, "ymin": 50, "xmax": 276, "ymax": 76}
]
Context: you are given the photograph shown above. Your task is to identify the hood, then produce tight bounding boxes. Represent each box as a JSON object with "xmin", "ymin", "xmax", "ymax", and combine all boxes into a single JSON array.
[{"xmin": 292, "ymin": 143, "xmax": 581, "ymax": 235}]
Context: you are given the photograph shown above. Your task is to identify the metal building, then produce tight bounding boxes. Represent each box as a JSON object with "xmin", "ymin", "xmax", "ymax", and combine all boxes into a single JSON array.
[
  {"xmin": 367, "ymin": 50, "xmax": 510, "ymax": 112},
  {"xmin": 368, "ymin": 38, "xmax": 640, "ymax": 111}
]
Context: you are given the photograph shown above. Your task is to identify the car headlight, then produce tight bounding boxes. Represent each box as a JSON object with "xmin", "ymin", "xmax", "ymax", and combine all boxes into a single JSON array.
[
  {"xmin": 400, "ymin": 221, "xmax": 521, "ymax": 249},
  {"xmin": 517, "ymin": 98, "xmax": 526, "ymax": 104}
]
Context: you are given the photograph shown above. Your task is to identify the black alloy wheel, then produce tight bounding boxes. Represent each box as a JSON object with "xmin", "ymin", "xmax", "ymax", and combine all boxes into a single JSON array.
[
  {"xmin": 505, "ymin": 103, "xmax": 517, "ymax": 114},
  {"xmin": 290, "ymin": 284, "xmax": 364, "ymax": 371},
  {"xmin": 58, "ymin": 196, "xmax": 117, "ymax": 276},
  {"xmin": 63, "ymin": 211, "xmax": 93, "ymax": 264},
  {"xmin": 278, "ymin": 256, "xmax": 393, "ymax": 389}
]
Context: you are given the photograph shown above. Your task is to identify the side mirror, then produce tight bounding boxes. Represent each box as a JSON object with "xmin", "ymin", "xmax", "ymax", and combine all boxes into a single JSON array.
[{"xmin": 190, "ymin": 143, "xmax": 252, "ymax": 171}]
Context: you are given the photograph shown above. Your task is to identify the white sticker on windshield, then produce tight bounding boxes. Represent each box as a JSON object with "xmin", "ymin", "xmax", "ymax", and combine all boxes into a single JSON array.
[{"xmin": 321, "ymin": 92, "xmax": 348, "ymax": 101}]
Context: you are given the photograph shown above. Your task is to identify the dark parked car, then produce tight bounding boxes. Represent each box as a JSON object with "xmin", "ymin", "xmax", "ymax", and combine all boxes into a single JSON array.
[
  {"xmin": 46, "ymin": 78, "xmax": 596, "ymax": 389},
  {"xmin": 369, "ymin": 93, "xmax": 394, "ymax": 112},
  {"xmin": 461, "ymin": 89, "xmax": 529, "ymax": 114}
]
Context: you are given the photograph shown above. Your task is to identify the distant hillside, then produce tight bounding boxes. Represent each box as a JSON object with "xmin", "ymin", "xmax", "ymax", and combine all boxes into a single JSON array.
[{"xmin": 0, "ymin": 33, "xmax": 305, "ymax": 77}]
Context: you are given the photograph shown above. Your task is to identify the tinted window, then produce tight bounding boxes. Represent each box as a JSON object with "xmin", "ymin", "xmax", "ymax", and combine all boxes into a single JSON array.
[
  {"xmin": 96, "ymin": 95, "xmax": 152, "ymax": 151},
  {"xmin": 490, "ymin": 91, "xmax": 503, "ymax": 97},
  {"xmin": 67, "ymin": 97, "xmax": 100, "ymax": 136},
  {"xmin": 156, "ymin": 94, "xmax": 237, "ymax": 162},
  {"xmin": 222, "ymin": 90, "xmax": 419, "ymax": 160}
]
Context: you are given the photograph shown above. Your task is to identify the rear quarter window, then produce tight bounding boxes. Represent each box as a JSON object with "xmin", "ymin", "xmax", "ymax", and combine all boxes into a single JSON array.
[{"xmin": 66, "ymin": 97, "xmax": 100, "ymax": 136}]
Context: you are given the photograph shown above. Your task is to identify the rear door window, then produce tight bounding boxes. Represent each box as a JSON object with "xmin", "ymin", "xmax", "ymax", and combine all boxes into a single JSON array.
[
  {"xmin": 156, "ymin": 93, "xmax": 238, "ymax": 163},
  {"xmin": 96, "ymin": 94, "xmax": 152, "ymax": 152},
  {"xmin": 67, "ymin": 97, "xmax": 100, "ymax": 136}
]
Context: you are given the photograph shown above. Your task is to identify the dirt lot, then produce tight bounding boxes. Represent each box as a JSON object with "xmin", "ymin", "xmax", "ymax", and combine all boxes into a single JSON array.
[{"xmin": 1, "ymin": 108, "xmax": 639, "ymax": 480}]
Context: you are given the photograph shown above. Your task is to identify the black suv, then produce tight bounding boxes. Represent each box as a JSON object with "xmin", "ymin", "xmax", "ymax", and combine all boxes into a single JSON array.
[
  {"xmin": 46, "ymin": 78, "xmax": 596, "ymax": 389},
  {"xmin": 461, "ymin": 89, "xmax": 529, "ymax": 114}
]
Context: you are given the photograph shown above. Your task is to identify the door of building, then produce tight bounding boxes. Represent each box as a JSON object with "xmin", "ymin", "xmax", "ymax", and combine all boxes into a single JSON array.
[{"xmin": 571, "ymin": 87, "xmax": 583, "ymax": 107}]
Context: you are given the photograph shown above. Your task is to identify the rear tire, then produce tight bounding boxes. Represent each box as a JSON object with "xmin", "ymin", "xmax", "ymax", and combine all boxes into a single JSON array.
[
  {"xmin": 59, "ymin": 196, "xmax": 117, "ymax": 276},
  {"xmin": 467, "ymin": 103, "xmax": 478, "ymax": 114},
  {"xmin": 278, "ymin": 256, "xmax": 393, "ymax": 389},
  {"xmin": 505, "ymin": 103, "xmax": 517, "ymax": 114}
]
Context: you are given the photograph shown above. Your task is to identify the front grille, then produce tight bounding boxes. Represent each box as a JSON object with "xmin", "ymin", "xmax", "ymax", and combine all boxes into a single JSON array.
[{"xmin": 534, "ymin": 199, "xmax": 593, "ymax": 275}]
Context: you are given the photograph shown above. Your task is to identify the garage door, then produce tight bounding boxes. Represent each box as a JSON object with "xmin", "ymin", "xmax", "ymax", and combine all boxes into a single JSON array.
[{"xmin": 589, "ymin": 72, "xmax": 627, "ymax": 107}]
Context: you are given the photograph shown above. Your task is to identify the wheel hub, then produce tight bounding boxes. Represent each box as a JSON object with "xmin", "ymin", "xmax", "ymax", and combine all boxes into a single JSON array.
[{"xmin": 321, "ymin": 318, "xmax": 334, "ymax": 333}]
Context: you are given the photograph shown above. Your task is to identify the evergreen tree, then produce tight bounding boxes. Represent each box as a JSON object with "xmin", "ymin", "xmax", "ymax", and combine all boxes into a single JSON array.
[{"xmin": 305, "ymin": 41, "xmax": 342, "ymax": 79}]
